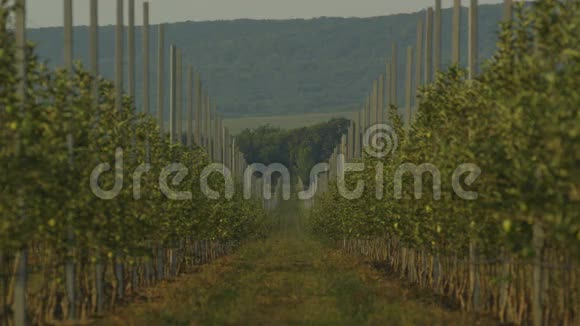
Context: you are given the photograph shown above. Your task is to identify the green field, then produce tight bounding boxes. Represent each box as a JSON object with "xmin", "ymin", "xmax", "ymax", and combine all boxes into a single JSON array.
[{"xmin": 223, "ymin": 111, "xmax": 354, "ymax": 134}]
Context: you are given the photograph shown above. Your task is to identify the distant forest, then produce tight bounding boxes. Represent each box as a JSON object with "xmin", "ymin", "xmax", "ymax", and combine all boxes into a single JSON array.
[
  {"xmin": 28, "ymin": 4, "xmax": 505, "ymax": 117},
  {"xmin": 236, "ymin": 119, "xmax": 350, "ymax": 184}
]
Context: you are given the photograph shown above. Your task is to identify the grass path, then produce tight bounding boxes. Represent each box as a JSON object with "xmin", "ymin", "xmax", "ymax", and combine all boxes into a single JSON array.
[
  {"xmin": 103, "ymin": 205, "xmax": 490, "ymax": 325},
  {"xmin": 103, "ymin": 226, "xmax": 490, "ymax": 325}
]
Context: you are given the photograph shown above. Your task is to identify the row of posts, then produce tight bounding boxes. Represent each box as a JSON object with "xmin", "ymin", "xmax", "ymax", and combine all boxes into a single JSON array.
[
  {"xmin": 320, "ymin": 0, "xmax": 486, "ymax": 185},
  {"xmin": 327, "ymin": 0, "xmax": 517, "ymax": 165},
  {"xmin": 11, "ymin": 0, "xmax": 270, "ymax": 324},
  {"xmin": 317, "ymin": 0, "xmax": 536, "ymax": 322},
  {"xmin": 339, "ymin": 0, "xmax": 489, "ymax": 163},
  {"xmin": 72, "ymin": 0, "xmax": 247, "ymax": 177}
]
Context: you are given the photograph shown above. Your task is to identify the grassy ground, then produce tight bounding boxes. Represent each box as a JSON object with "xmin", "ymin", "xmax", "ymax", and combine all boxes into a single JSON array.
[
  {"xmin": 102, "ymin": 204, "xmax": 491, "ymax": 325},
  {"xmin": 223, "ymin": 111, "xmax": 354, "ymax": 134}
]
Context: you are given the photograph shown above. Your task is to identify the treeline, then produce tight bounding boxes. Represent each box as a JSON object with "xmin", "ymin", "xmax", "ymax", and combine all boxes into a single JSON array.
[
  {"xmin": 311, "ymin": 1, "xmax": 579, "ymax": 325},
  {"xmin": 0, "ymin": 3, "xmax": 267, "ymax": 324},
  {"xmin": 236, "ymin": 118, "xmax": 350, "ymax": 184}
]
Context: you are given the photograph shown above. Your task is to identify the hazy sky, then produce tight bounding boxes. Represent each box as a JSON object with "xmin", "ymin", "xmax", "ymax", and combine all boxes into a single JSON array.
[{"xmin": 26, "ymin": 0, "xmax": 504, "ymax": 28}]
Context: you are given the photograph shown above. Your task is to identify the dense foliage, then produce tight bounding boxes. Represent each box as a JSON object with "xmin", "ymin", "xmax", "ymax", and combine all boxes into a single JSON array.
[
  {"xmin": 27, "ymin": 4, "xmax": 507, "ymax": 116},
  {"xmin": 310, "ymin": 2, "xmax": 579, "ymax": 322},
  {"xmin": 0, "ymin": 25, "xmax": 266, "ymax": 260},
  {"xmin": 312, "ymin": 0, "xmax": 579, "ymax": 265},
  {"xmin": 0, "ymin": 2, "xmax": 268, "ymax": 322},
  {"xmin": 236, "ymin": 118, "xmax": 349, "ymax": 184}
]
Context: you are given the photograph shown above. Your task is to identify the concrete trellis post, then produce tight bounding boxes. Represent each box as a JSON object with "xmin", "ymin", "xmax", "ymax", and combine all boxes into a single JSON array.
[
  {"xmin": 242, "ymin": 157, "xmax": 247, "ymax": 187},
  {"xmin": 221, "ymin": 126, "xmax": 226, "ymax": 170},
  {"xmin": 64, "ymin": 0, "xmax": 77, "ymax": 319},
  {"xmin": 115, "ymin": 0, "xmax": 123, "ymax": 112},
  {"xmin": 141, "ymin": 1, "xmax": 154, "ymax": 289},
  {"xmin": 14, "ymin": 1, "xmax": 27, "ymax": 323},
  {"xmin": 210, "ymin": 109, "xmax": 216, "ymax": 158},
  {"xmin": 532, "ymin": 224, "xmax": 545, "ymax": 326},
  {"xmin": 64, "ymin": 0, "xmax": 73, "ymax": 73},
  {"xmin": 434, "ymin": 0, "xmax": 442, "ymax": 74},
  {"xmin": 154, "ymin": 24, "xmax": 166, "ymax": 279},
  {"xmin": 186, "ymin": 66, "xmax": 193, "ymax": 147},
  {"xmin": 128, "ymin": 0, "xmax": 140, "ymax": 282},
  {"xmin": 232, "ymin": 144, "xmax": 237, "ymax": 183},
  {"xmin": 243, "ymin": 160, "xmax": 248, "ymax": 187},
  {"xmin": 365, "ymin": 95, "xmax": 371, "ymax": 130},
  {"xmin": 223, "ymin": 119, "xmax": 227, "ymax": 166},
  {"xmin": 217, "ymin": 116, "xmax": 223, "ymax": 162},
  {"xmin": 360, "ymin": 106, "xmax": 366, "ymax": 152},
  {"xmin": 334, "ymin": 146, "xmax": 339, "ymax": 178},
  {"xmin": 176, "ymin": 49, "xmax": 183, "ymax": 144},
  {"xmin": 504, "ymin": 0, "xmax": 513, "ymax": 21},
  {"xmin": 208, "ymin": 100, "xmax": 214, "ymax": 162},
  {"xmin": 468, "ymin": 0, "xmax": 481, "ymax": 313},
  {"xmin": 202, "ymin": 94, "xmax": 207, "ymax": 152},
  {"xmin": 157, "ymin": 24, "xmax": 165, "ymax": 135},
  {"xmin": 169, "ymin": 45, "xmax": 176, "ymax": 144},
  {"xmin": 425, "ymin": 7, "xmax": 433, "ymax": 84},
  {"xmin": 211, "ymin": 109, "xmax": 219, "ymax": 162},
  {"xmin": 406, "ymin": 47, "xmax": 413, "ymax": 129},
  {"xmin": 224, "ymin": 128, "xmax": 230, "ymax": 169},
  {"xmin": 195, "ymin": 73, "xmax": 202, "ymax": 145},
  {"xmin": 238, "ymin": 151, "xmax": 243, "ymax": 183},
  {"xmin": 340, "ymin": 135, "xmax": 347, "ymax": 176},
  {"xmin": 89, "ymin": 0, "xmax": 105, "ymax": 313},
  {"xmin": 240, "ymin": 152, "xmax": 244, "ymax": 183},
  {"xmin": 230, "ymin": 137, "xmax": 236, "ymax": 178},
  {"xmin": 230, "ymin": 136, "xmax": 238, "ymax": 180},
  {"xmin": 213, "ymin": 106, "xmax": 220, "ymax": 161},
  {"xmin": 385, "ymin": 58, "xmax": 390, "ymax": 111},
  {"xmin": 90, "ymin": 1, "xmax": 99, "ymax": 110},
  {"xmin": 452, "ymin": 0, "xmax": 461, "ymax": 65},
  {"xmin": 354, "ymin": 110, "xmax": 361, "ymax": 159},
  {"xmin": 143, "ymin": 2, "xmax": 150, "ymax": 115},
  {"xmin": 114, "ymin": 0, "xmax": 125, "ymax": 301},
  {"xmin": 234, "ymin": 150, "xmax": 239, "ymax": 181},
  {"xmin": 13, "ymin": 0, "xmax": 34, "ymax": 323},
  {"xmin": 371, "ymin": 80, "xmax": 378, "ymax": 126},
  {"xmin": 347, "ymin": 121, "xmax": 353, "ymax": 161},
  {"xmin": 378, "ymin": 75, "xmax": 384, "ymax": 124},
  {"xmin": 128, "ymin": 0, "xmax": 135, "ymax": 99},
  {"xmin": 415, "ymin": 18, "xmax": 423, "ymax": 103},
  {"xmin": 353, "ymin": 121, "xmax": 357, "ymax": 161},
  {"xmin": 468, "ymin": 0, "xmax": 479, "ymax": 80},
  {"xmin": 361, "ymin": 98, "xmax": 366, "ymax": 131},
  {"xmin": 391, "ymin": 43, "xmax": 398, "ymax": 107},
  {"xmin": 211, "ymin": 109, "xmax": 216, "ymax": 160},
  {"xmin": 237, "ymin": 148, "xmax": 244, "ymax": 183},
  {"xmin": 204, "ymin": 93, "xmax": 211, "ymax": 152},
  {"xmin": 219, "ymin": 122, "xmax": 225, "ymax": 164}
]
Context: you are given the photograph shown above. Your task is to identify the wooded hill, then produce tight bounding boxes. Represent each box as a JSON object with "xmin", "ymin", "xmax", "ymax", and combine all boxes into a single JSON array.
[{"xmin": 28, "ymin": 4, "xmax": 504, "ymax": 117}]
